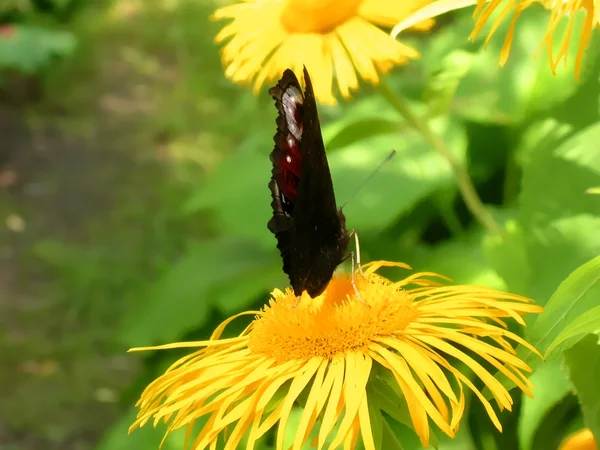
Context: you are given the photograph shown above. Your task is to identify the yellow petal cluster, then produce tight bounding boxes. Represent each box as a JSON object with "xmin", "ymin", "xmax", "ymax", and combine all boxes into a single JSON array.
[
  {"xmin": 212, "ymin": 0, "xmax": 433, "ymax": 104},
  {"xmin": 472, "ymin": 0, "xmax": 598, "ymax": 78},
  {"xmin": 392, "ymin": 0, "xmax": 599, "ymax": 79},
  {"xmin": 130, "ymin": 261, "xmax": 542, "ymax": 450}
]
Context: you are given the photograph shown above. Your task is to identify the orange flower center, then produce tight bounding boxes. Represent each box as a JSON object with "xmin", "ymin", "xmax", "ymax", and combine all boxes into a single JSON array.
[
  {"xmin": 280, "ymin": 0, "xmax": 363, "ymax": 34},
  {"xmin": 248, "ymin": 275, "xmax": 418, "ymax": 362}
]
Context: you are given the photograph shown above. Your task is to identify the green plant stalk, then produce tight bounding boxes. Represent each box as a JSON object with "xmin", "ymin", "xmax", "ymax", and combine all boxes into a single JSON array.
[
  {"xmin": 437, "ymin": 196, "xmax": 464, "ymax": 236},
  {"xmin": 502, "ymin": 127, "xmax": 521, "ymax": 205},
  {"xmin": 377, "ymin": 79, "xmax": 502, "ymax": 235}
]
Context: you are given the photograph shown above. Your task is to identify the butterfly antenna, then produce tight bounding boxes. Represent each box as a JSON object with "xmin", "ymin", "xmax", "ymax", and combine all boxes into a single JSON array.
[{"xmin": 340, "ymin": 149, "xmax": 397, "ymax": 210}]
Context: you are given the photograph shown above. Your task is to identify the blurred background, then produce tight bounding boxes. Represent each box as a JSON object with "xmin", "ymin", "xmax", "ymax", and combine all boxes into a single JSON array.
[{"xmin": 1, "ymin": 1, "xmax": 599, "ymax": 449}]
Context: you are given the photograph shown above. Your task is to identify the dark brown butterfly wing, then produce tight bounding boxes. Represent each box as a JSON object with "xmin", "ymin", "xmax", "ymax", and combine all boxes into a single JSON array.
[{"xmin": 268, "ymin": 67, "xmax": 349, "ymax": 297}]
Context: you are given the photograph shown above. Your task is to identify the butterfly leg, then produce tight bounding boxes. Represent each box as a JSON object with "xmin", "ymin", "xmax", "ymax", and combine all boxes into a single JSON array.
[
  {"xmin": 351, "ymin": 230, "xmax": 363, "ymax": 274},
  {"xmin": 290, "ymin": 295, "xmax": 303, "ymax": 308},
  {"xmin": 351, "ymin": 250, "xmax": 369, "ymax": 306}
]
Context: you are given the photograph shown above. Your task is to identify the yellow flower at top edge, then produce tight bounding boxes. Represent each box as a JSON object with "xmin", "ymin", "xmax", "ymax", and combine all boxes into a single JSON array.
[
  {"xmin": 471, "ymin": 0, "xmax": 599, "ymax": 79},
  {"xmin": 211, "ymin": 0, "xmax": 435, "ymax": 105},
  {"xmin": 392, "ymin": 0, "xmax": 599, "ymax": 80},
  {"xmin": 129, "ymin": 261, "xmax": 543, "ymax": 450}
]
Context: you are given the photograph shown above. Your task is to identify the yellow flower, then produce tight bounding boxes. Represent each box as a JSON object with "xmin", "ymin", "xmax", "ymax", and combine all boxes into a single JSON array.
[
  {"xmin": 129, "ymin": 261, "xmax": 542, "ymax": 450},
  {"xmin": 211, "ymin": 0, "xmax": 434, "ymax": 105},
  {"xmin": 392, "ymin": 0, "xmax": 599, "ymax": 79},
  {"xmin": 471, "ymin": 0, "xmax": 598, "ymax": 79},
  {"xmin": 559, "ymin": 428, "xmax": 598, "ymax": 450}
]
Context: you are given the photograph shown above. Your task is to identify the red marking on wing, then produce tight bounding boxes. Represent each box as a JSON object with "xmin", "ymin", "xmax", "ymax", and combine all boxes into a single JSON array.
[
  {"xmin": 277, "ymin": 134, "xmax": 302, "ymax": 201},
  {"xmin": 275, "ymin": 88, "xmax": 305, "ymax": 203}
]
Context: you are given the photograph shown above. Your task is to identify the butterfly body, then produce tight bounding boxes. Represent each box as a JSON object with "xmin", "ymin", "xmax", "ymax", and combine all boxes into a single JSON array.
[{"xmin": 268, "ymin": 68, "xmax": 350, "ymax": 298}]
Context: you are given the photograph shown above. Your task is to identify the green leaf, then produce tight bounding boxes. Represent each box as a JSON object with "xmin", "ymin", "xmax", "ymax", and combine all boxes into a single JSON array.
[
  {"xmin": 371, "ymin": 374, "xmax": 412, "ymax": 427},
  {"xmin": 541, "ymin": 255, "xmax": 600, "ymax": 358},
  {"xmin": 210, "ymin": 263, "xmax": 284, "ymax": 315},
  {"xmin": 0, "ymin": 25, "xmax": 77, "ymax": 73},
  {"xmin": 564, "ymin": 334, "xmax": 600, "ymax": 440},
  {"xmin": 546, "ymin": 304, "xmax": 600, "ymax": 358},
  {"xmin": 119, "ymin": 238, "xmax": 273, "ymax": 346},
  {"xmin": 438, "ymin": 423, "xmax": 477, "ymax": 450},
  {"xmin": 330, "ymin": 116, "xmax": 467, "ymax": 232},
  {"xmin": 182, "ymin": 150, "xmax": 273, "ymax": 246},
  {"xmin": 96, "ymin": 407, "xmax": 181, "ymax": 450},
  {"xmin": 381, "ymin": 418, "xmax": 408, "ymax": 450},
  {"xmin": 521, "ymin": 122, "xmax": 600, "ymax": 228},
  {"xmin": 483, "ymin": 220, "xmax": 531, "ymax": 295},
  {"xmin": 453, "ymin": 8, "xmax": 583, "ymax": 124},
  {"xmin": 526, "ymin": 255, "xmax": 600, "ymax": 365},
  {"xmin": 320, "ymin": 96, "xmax": 405, "ymax": 146},
  {"xmin": 513, "ymin": 118, "xmax": 573, "ymax": 169},
  {"xmin": 372, "ymin": 370, "xmax": 441, "ymax": 450},
  {"xmin": 367, "ymin": 385, "xmax": 384, "ymax": 450},
  {"xmin": 518, "ymin": 360, "xmax": 572, "ymax": 450},
  {"xmin": 424, "ymin": 49, "xmax": 475, "ymax": 116},
  {"xmin": 518, "ymin": 120, "xmax": 600, "ymax": 304},
  {"xmin": 529, "ymin": 394, "xmax": 581, "ymax": 450},
  {"xmin": 413, "ymin": 229, "xmax": 506, "ymax": 289},
  {"xmin": 326, "ymin": 118, "xmax": 406, "ymax": 152}
]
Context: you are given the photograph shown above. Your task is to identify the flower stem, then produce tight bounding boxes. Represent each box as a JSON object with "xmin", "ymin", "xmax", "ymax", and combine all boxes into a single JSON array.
[
  {"xmin": 437, "ymin": 197, "xmax": 464, "ymax": 236},
  {"xmin": 377, "ymin": 79, "xmax": 502, "ymax": 235}
]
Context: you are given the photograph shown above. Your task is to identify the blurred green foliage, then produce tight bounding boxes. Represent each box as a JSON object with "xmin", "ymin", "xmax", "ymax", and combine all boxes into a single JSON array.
[
  {"xmin": 0, "ymin": 0, "xmax": 99, "ymax": 77},
  {"xmin": 2, "ymin": 0, "xmax": 600, "ymax": 449}
]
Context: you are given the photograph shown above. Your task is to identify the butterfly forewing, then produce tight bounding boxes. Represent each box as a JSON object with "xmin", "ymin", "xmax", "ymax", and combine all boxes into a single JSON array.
[{"xmin": 268, "ymin": 67, "xmax": 349, "ymax": 298}]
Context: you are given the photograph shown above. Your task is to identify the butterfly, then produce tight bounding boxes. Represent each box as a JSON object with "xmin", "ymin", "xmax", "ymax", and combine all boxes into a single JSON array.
[{"xmin": 267, "ymin": 67, "xmax": 351, "ymax": 298}]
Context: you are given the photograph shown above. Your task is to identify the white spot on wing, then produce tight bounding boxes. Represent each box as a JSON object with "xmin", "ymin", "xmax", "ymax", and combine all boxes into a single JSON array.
[
  {"xmin": 281, "ymin": 86, "xmax": 303, "ymax": 141},
  {"xmin": 286, "ymin": 136, "xmax": 295, "ymax": 149}
]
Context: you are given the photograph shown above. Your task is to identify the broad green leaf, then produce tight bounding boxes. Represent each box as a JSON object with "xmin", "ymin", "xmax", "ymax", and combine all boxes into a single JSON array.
[
  {"xmin": 542, "ymin": 255, "xmax": 600, "ymax": 358},
  {"xmin": 283, "ymin": 407, "xmax": 305, "ymax": 449},
  {"xmin": 518, "ymin": 120, "xmax": 600, "ymax": 303},
  {"xmin": 330, "ymin": 116, "xmax": 467, "ymax": 232},
  {"xmin": 525, "ymin": 255, "xmax": 600, "ymax": 365},
  {"xmin": 438, "ymin": 423, "xmax": 477, "ymax": 450},
  {"xmin": 374, "ymin": 368, "xmax": 439, "ymax": 450},
  {"xmin": 424, "ymin": 49, "xmax": 475, "ymax": 116},
  {"xmin": 518, "ymin": 360, "xmax": 572, "ymax": 450},
  {"xmin": 96, "ymin": 407, "xmax": 182, "ymax": 450},
  {"xmin": 547, "ymin": 303, "xmax": 600, "ymax": 357},
  {"xmin": 521, "ymin": 122, "xmax": 600, "ymax": 228},
  {"xmin": 326, "ymin": 118, "xmax": 406, "ymax": 152},
  {"xmin": 371, "ymin": 375, "xmax": 412, "ymax": 428},
  {"xmin": 454, "ymin": 8, "xmax": 582, "ymax": 124},
  {"xmin": 367, "ymin": 385, "xmax": 384, "ymax": 450},
  {"xmin": 524, "ymin": 214, "xmax": 600, "ymax": 307},
  {"xmin": 514, "ymin": 119, "xmax": 573, "ymax": 169},
  {"xmin": 483, "ymin": 220, "xmax": 531, "ymax": 295},
  {"xmin": 381, "ymin": 418, "xmax": 410, "ymax": 450},
  {"xmin": 119, "ymin": 238, "xmax": 273, "ymax": 346},
  {"xmin": 564, "ymin": 334, "xmax": 600, "ymax": 440},
  {"xmin": 413, "ymin": 229, "xmax": 506, "ymax": 289},
  {"xmin": 182, "ymin": 150, "xmax": 273, "ymax": 246},
  {"xmin": 210, "ymin": 263, "xmax": 284, "ymax": 315},
  {"xmin": 528, "ymin": 394, "xmax": 581, "ymax": 450},
  {"xmin": 0, "ymin": 25, "xmax": 77, "ymax": 73},
  {"xmin": 321, "ymin": 96, "xmax": 404, "ymax": 146}
]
